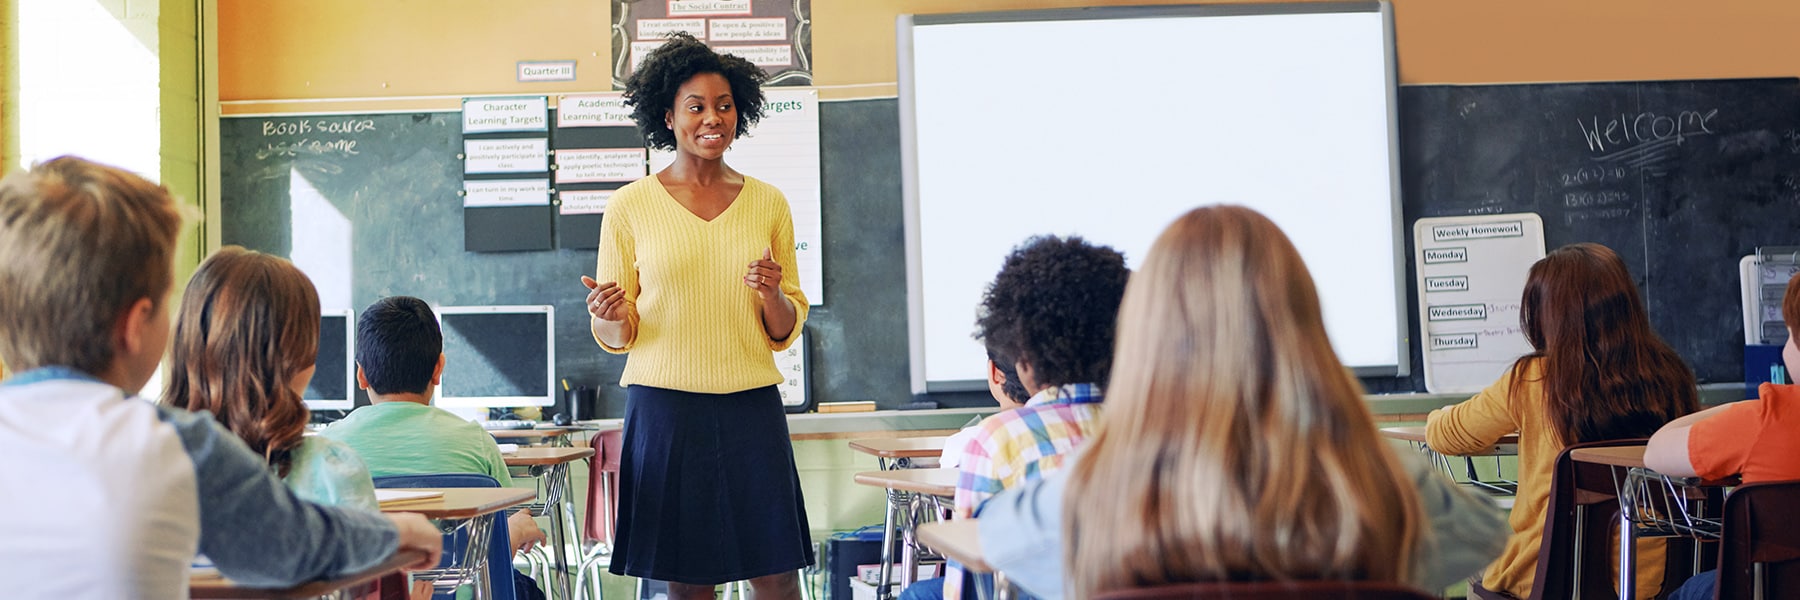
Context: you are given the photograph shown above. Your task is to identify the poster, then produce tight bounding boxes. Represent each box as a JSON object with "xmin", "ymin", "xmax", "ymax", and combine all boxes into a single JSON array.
[{"xmin": 611, "ymin": 0, "xmax": 812, "ymax": 87}]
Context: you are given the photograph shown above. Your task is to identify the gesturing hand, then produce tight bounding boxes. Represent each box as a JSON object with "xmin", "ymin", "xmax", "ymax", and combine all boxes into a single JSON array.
[
  {"xmin": 581, "ymin": 275, "xmax": 630, "ymax": 322},
  {"xmin": 745, "ymin": 248, "xmax": 783, "ymax": 299}
]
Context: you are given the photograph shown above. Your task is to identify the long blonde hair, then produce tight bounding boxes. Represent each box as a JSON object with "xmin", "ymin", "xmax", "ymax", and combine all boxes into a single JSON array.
[{"xmin": 1065, "ymin": 205, "xmax": 1422, "ymax": 596}]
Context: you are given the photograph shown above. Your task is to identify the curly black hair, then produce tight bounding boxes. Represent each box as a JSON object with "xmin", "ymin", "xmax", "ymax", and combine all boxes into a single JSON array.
[
  {"xmin": 974, "ymin": 235, "xmax": 1130, "ymax": 390},
  {"xmin": 986, "ymin": 345, "xmax": 1030, "ymax": 404},
  {"xmin": 622, "ymin": 32, "xmax": 768, "ymax": 151}
]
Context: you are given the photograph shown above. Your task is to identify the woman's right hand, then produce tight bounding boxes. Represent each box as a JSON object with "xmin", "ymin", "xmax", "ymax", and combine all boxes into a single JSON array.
[{"xmin": 582, "ymin": 276, "xmax": 630, "ymax": 322}]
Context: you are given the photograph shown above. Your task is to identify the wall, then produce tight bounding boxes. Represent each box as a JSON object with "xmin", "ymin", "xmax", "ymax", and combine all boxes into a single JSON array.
[{"xmin": 218, "ymin": 0, "xmax": 1800, "ymax": 110}]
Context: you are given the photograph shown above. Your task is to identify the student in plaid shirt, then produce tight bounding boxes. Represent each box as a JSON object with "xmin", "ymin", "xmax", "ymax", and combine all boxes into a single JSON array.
[{"xmin": 900, "ymin": 234, "xmax": 1129, "ymax": 600}]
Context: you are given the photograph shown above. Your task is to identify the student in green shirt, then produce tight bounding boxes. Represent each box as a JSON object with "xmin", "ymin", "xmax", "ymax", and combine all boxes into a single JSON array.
[{"xmin": 322, "ymin": 296, "xmax": 547, "ymax": 556}]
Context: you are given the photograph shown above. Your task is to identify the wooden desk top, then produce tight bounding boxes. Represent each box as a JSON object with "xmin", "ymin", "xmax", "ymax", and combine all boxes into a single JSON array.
[
  {"xmin": 189, "ymin": 548, "xmax": 427, "ymax": 598},
  {"xmin": 917, "ymin": 519, "xmax": 991, "ymax": 573},
  {"xmin": 488, "ymin": 426, "xmax": 576, "ymax": 439},
  {"xmin": 503, "ymin": 447, "xmax": 595, "ymax": 466},
  {"xmin": 848, "ymin": 436, "xmax": 950, "ymax": 459},
  {"xmin": 379, "ymin": 487, "xmax": 535, "ymax": 519},
  {"xmin": 853, "ymin": 469, "xmax": 958, "ymax": 497},
  {"xmin": 1568, "ymin": 445, "xmax": 1647, "ymax": 468},
  {"xmin": 1380, "ymin": 425, "xmax": 1519, "ymax": 446}
]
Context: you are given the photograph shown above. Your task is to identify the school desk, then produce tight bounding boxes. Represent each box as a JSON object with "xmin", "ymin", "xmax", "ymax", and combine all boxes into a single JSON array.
[
  {"xmin": 188, "ymin": 548, "xmax": 429, "ymax": 599},
  {"xmin": 1569, "ymin": 445, "xmax": 1736, "ymax": 600},
  {"xmin": 383, "ymin": 487, "xmax": 535, "ymax": 600},
  {"xmin": 848, "ymin": 436, "xmax": 950, "ymax": 469},
  {"xmin": 488, "ymin": 427, "xmax": 578, "ymax": 447},
  {"xmin": 1382, "ymin": 425, "xmax": 1522, "ymax": 497},
  {"xmin": 916, "ymin": 519, "xmax": 1016, "ymax": 600},
  {"xmin": 504, "ymin": 447, "xmax": 594, "ymax": 600},
  {"xmin": 855, "ymin": 468, "xmax": 958, "ymax": 598}
]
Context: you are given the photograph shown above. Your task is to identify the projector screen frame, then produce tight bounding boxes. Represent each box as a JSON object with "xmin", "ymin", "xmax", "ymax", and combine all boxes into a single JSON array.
[{"xmin": 898, "ymin": 1, "xmax": 1408, "ymax": 394}]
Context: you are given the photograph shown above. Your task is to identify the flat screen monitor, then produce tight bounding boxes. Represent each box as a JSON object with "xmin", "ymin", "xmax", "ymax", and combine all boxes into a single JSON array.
[
  {"xmin": 434, "ymin": 305, "xmax": 556, "ymax": 408},
  {"xmin": 898, "ymin": 2, "xmax": 1409, "ymax": 393},
  {"xmin": 303, "ymin": 310, "xmax": 354, "ymax": 410}
]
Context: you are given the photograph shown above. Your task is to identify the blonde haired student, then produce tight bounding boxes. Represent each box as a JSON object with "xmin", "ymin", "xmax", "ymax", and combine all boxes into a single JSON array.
[
  {"xmin": 977, "ymin": 205, "xmax": 1505, "ymax": 599},
  {"xmin": 1428, "ymin": 243, "xmax": 1699, "ymax": 598},
  {"xmin": 164, "ymin": 247, "xmax": 378, "ymax": 511},
  {"xmin": 0, "ymin": 156, "xmax": 440, "ymax": 599}
]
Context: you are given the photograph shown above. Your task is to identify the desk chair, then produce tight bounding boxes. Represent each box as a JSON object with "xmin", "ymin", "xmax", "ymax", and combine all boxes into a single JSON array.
[
  {"xmin": 1714, "ymin": 480, "xmax": 1800, "ymax": 600},
  {"xmin": 576, "ymin": 429, "xmax": 623, "ymax": 600},
  {"xmin": 1093, "ymin": 581, "xmax": 1438, "ymax": 600},
  {"xmin": 374, "ymin": 474, "xmax": 520, "ymax": 600},
  {"xmin": 1470, "ymin": 439, "xmax": 1707, "ymax": 600}
]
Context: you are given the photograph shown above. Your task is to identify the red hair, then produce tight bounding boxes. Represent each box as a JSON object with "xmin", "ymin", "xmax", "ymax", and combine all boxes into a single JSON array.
[{"xmin": 1513, "ymin": 243, "xmax": 1696, "ymax": 445}]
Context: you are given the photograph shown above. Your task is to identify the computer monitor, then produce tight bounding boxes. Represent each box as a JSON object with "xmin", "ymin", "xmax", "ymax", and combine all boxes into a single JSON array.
[
  {"xmin": 434, "ymin": 305, "xmax": 556, "ymax": 409},
  {"xmin": 303, "ymin": 310, "xmax": 355, "ymax": 410}
]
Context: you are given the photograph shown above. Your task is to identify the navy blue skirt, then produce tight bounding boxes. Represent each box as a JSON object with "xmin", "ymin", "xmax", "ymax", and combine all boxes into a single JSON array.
[{"xmin": 608, "ymin": 385, "xmax": 815, "ymax": 584}]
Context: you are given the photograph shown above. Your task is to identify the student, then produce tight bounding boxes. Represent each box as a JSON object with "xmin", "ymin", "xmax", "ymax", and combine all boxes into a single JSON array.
[
  {"xmin": 0, "ymin": 156, "xmax": 441, "ymax": 598},
  {"xmin": 1645, "ymin": 271, "xmax": 1800, "ymax": 600},
  {"xmin": 321, "ymin": 296, "xmax": 548, "ymax": 560},
  {"xmin": 164, "ymin": 247, "xmax": 378, "ymax": 511},
  {"xmin": 937, "ymin": 346, "xmax": 1030, "ymax": 470},
  {"xmin": 1427, "ymin": 242, "xmax": 1698, "ymax": 598},
  {"xmin": 905, "ymin": 234, "xmax": 1129, "ymax": 600},
  {"xmin": 976, "ymin": 205, "xmax": 1506, "ymax": 599}
]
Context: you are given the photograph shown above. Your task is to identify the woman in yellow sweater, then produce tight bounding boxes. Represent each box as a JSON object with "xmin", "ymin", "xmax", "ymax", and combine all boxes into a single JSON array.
[
  {"xmin": 1426, "ymin": 243, "xmax": 1697, "ymax": 598},
  {"xmin": 579, "ymin": 33, "xmax": 810, "ymax": 599}
]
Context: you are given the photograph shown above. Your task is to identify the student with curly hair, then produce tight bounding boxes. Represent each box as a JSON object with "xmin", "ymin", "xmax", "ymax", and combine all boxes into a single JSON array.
[
  {"xmin": 905, "ymin": 235, "xmax": 1128, "ymax": 600},
  {"xmin": 577, "ymin": 32, "xmax": 811, "ymax": 598}
]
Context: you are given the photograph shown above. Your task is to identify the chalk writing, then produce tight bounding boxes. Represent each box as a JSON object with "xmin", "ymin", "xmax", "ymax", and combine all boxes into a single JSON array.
[
  {"xmin": 1577, "ymin": 109, "xmax": 1718, "ymax": 153},
  {"xmin": 1563, "ymin": 190, "xmax": 1630, "ymax": 208}
]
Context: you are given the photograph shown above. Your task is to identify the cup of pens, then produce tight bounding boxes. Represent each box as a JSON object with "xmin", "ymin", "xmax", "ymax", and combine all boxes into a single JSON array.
[{"xmin": 562, "ymin": 379, "xmax": 598, "ymax": 423}]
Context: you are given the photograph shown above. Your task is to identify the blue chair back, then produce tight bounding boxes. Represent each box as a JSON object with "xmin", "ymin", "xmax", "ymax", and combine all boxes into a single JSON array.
[{"xmin": 374, "ymin": 473, "xmax": 518, "ymax": 600}]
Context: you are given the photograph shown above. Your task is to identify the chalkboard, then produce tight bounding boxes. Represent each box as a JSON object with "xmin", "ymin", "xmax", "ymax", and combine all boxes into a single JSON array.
[
  {"xmin": 222, "ymin": 80, "xmax": 1800, "ymax": 411},
  {"xmin": 219, "ymin": 103, "xmax": 936, "ymax": 416},
  {"xmin": 1400, "ymin": 78, "xmax": 1800, "ymax": 385}
]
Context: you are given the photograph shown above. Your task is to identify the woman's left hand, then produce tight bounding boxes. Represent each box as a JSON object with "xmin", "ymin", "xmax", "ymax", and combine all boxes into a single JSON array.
[{"xmin": 745, "ymin": 248, "xmax": 783, "ymax": 299}]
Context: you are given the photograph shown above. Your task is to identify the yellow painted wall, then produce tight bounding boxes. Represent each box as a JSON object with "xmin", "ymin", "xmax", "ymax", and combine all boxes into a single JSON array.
[{"xmin": 218, "ymin": 0, "xmax": 1800, "ymax": 110}]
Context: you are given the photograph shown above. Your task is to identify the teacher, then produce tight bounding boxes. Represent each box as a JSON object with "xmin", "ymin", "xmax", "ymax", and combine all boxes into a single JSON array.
[{"xmin": 581, "ymin": 32, "xmax": 811, "ymax": 599}]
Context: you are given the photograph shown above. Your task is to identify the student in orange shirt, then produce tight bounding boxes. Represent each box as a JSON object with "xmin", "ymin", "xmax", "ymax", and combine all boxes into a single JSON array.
[{"xmin": 1646, "ymin": 271, "xmax": 1800, "ymax": 600}]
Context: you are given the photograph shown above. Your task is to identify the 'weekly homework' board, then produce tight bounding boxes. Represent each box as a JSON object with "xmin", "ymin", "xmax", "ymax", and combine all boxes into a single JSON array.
[{"xmin": 1414, "ymin": 214, "xmax": 1546, "ymax": 394}]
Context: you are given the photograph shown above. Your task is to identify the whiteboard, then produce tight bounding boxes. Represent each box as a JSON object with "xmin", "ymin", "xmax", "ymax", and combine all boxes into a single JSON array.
[
  {"xmin": 899, "ymin": 3, "xmax": 1406, "ymax": 392},
  {"xmin": 1413, "ymin": 213, "xmax": 1545, "ymax": 394}
]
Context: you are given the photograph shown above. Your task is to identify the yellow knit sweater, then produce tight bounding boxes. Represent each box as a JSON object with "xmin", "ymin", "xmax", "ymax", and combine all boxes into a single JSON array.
[
  {"xmin": 1426, "ymin": 359, "xmax": 1664, "ymax": 598},
  {"xmin": 593, "ymin": 174, "xmax": 808, "ymax": 394}
]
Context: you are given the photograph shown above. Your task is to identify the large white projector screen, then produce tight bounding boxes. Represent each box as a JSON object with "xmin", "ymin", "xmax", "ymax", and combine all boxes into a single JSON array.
[{"xmin": 900, "ymin": 2, "xmax": 1408, "ymax": 393}]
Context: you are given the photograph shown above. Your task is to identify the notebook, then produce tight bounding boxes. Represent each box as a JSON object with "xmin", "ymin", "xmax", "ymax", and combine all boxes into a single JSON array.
[{"xmin": 375, "ymin": 489, "xmax": 445, "ymax": 508}]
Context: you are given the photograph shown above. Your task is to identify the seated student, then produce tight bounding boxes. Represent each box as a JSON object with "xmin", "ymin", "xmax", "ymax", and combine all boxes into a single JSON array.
[
  {"xmin": 976, "ymin": 205, "xmax": 1507, "ymax": 600},
  {"xmin": 0, "ymin": 156, "xmax": 441, "ymax": 598},
  {"xmin": 937, "ymin": 346, "xmax": 1030, "ymax": 470},
  {"xmin": 1427, "ymin": 242, "xmax": 1698, "ymax": 599},
  {"xmin": 904, "ymin": 235, "xmax": 1130, "ymax": 600},
  {"xmin": 322, "ymin": 295, "xmax": 548, "ymax": 593},
  {"xmin": 1645, "ymin": 271, "xmax": 1800, "ymax": 600},
  {"xmin": 163, "ymin": 247, "xmax": 378, "ymax": 511}
]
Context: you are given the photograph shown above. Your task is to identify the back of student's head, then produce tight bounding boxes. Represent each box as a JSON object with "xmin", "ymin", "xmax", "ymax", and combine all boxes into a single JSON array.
[
  {"xmin": 357, "ymin": 296, "xmax": 442, "ymax": 395},
  {"xmin": 986, "ymin": 345, "xmax": 1029, "ymax": 405},
  {"xmin": 973, "ymin": 235, "xmax": 1129, "ymax": 390},
  {"xmin": 1065, "ymin": 205, "xmax": 1422, "ymax": 596},
  {"xmin": 163, "ymin": 247, "xmax": 319, "ymax": 475},
  {"xmin": 1515, "ymin": 242, "xmax": 1697, "ymax": 446},
  {"xmin": 0, "ymin": 156, "xmax": 184, "ymax": 375}
]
